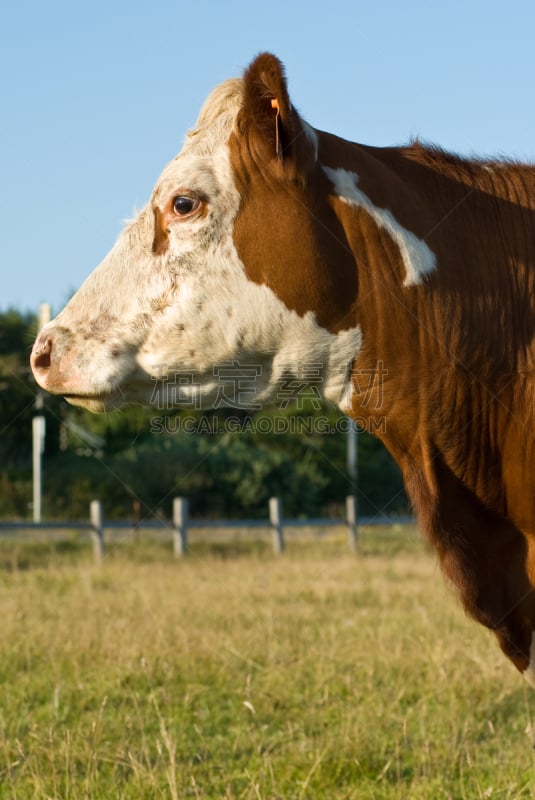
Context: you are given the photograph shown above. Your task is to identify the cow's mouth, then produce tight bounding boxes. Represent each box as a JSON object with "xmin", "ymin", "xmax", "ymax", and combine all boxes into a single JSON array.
[
  {"xmin": 63, "ymin": 390, "xmax": 123, "ymax": 413},
  {"xmin": 62, "ymin": 378, "xmax": 154, "ymax": 412}
]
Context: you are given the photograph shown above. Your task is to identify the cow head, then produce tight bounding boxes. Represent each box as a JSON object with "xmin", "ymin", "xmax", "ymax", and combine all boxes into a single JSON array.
[{"xmin": 30, "ymin": 53, "xmax": 360, "ymax": 413}]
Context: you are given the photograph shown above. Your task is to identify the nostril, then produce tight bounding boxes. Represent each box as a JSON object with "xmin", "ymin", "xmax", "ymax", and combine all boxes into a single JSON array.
[
  {"xmin": 31, "ymin": 336, "xmax": 53, "ymax": 374},
  {"xmin": 34, "ymin": 349, "xmax": 51, "ymax": 370}
]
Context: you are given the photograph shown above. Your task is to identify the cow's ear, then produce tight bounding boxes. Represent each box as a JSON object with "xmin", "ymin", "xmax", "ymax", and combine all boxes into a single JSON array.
[{"xmin": 239, "ymin": 52, "xmax": 316, "ymax": 182}]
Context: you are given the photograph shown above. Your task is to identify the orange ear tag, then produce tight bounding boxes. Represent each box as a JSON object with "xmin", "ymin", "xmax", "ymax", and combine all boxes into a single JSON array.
[{"xmin": 271, "ymin": 98, "xmax": 283, "ymax": 162}]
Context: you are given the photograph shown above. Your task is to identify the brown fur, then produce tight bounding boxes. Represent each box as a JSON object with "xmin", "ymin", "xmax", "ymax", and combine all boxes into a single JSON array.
[
  {"xmin": 233, "ymin": 53, "xmax": 535, "ymax": 674},
  {"xmin": 152, "ymin": 206, "xmax": 169, "ymax": 254}
]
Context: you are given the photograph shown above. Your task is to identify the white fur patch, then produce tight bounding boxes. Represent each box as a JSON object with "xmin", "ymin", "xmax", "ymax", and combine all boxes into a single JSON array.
[
  {"xmin": 524, "ymin": 633, "xmax": 535, "ymax": 687},
  {"xmin": 323, "ymin": 165, "xmax": 437, "ymax": 287}
]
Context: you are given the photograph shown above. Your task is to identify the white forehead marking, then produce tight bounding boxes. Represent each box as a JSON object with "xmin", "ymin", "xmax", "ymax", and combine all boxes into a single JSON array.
[
  {"xmin": 185, "ymin": 78, "xmax": 244, "ymax": 153},
  {"xmin": 323, "ymin": 165, "xmax": 437, "ymax": 287},
  {"xmin": 154, "ymin": 79, "xmax": 244, "ymax": 204},
  {"xmin": 524, "ymin": 633, "xmax": 535, "ymax": 687}
]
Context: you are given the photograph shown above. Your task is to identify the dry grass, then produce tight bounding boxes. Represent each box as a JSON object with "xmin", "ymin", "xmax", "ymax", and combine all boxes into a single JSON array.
[{"xmin": 0, "ymin": 530, "xmax": 534, "ymax": 798}]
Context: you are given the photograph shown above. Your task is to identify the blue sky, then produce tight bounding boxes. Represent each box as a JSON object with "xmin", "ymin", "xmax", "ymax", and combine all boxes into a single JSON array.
[{"xmin": 1, "ymin": 0, "xmax": 534, "ymax": 314}]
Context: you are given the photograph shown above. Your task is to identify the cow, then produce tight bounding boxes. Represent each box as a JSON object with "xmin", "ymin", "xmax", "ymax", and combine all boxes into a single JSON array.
[{"xmin": 31, "ymin": 52, "xmax": 535, "ymax": 683}]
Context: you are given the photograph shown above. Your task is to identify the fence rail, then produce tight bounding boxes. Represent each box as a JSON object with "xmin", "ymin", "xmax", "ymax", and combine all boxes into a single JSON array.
[{"xmin": 0, "ymin": 496, "xmax": 415, "ymax": 561}]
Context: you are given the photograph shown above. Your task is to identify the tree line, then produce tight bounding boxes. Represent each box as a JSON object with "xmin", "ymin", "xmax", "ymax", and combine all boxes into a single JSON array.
[{"xmin": 0, "ymin": 309, "xmax": 407, "ymax": 521}]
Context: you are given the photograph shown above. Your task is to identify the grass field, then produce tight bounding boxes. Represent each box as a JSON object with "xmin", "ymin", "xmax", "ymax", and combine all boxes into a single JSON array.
[{"xmin": 0, "ymin": 528, "xmax": 534, "ymax": 799}]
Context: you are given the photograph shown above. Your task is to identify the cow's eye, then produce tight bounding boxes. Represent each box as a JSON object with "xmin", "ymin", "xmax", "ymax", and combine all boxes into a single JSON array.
[{"xmin": 172, "ymin": 196, "xmax": 201, "ymax": 217}]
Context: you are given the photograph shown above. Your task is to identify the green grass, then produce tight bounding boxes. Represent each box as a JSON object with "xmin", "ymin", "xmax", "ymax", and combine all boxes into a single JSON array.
[{"xmin": 0, "ymin": 530, "xmax": 534, "ymax": 798}]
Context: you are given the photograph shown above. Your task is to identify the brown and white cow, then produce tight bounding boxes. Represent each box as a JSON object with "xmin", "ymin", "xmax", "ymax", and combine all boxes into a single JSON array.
[{"xmin": 31, "ymin": 53, "xmax": 535, "ymax": 682}]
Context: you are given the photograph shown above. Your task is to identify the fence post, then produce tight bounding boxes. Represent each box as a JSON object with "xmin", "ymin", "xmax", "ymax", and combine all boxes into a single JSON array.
[
  {"xmin": 269, "ymin": 497, "xmax": 284, "ymax": 554},
  {"xmin": 346, "ymin": 495, "xmax": 358, "ymax": 552},
  {"xmin": 90, "ymin": 500, "xmax": 104, "ymax": 562},
  {"xmin": 132, "ymin": 498, "xmax": 141, "ymax": 543},
  {"xmin": 173, "ymin": 497, "xmax": 189, "ymax": 557}
]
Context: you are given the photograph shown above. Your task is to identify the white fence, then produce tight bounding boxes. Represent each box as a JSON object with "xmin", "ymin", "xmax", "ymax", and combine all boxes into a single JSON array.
[
  {"xmin": 0, "ymin": 496, "xmax": 414, "ymax": 562},
  {"xmin": 171, "ymin": 496, "xmax": 360, "ymax": 558}
]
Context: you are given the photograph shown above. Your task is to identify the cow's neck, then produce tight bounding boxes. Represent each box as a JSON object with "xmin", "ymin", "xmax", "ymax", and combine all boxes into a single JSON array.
[{"xmin": 317, "ymin": 130, "xmax": 535, "ymax": 533}]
